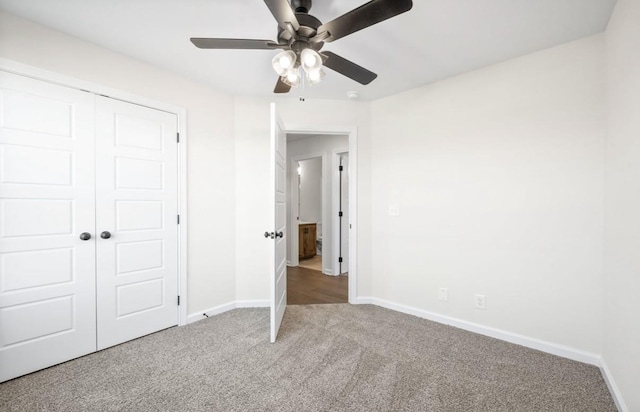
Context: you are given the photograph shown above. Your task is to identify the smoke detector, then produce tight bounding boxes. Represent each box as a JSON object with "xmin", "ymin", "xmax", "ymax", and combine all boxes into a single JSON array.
[{"xmin": 347, "ymin": 91, "xmax": 359, "ymax": 100}]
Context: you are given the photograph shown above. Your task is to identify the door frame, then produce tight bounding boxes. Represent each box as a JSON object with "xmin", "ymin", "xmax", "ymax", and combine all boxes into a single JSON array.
[
  {"xmin": 0, "ymin": 58, "xmax": 190, "ymax": 326},
  {"xmin": 288, "ymin": 152, "xmax": 325, "ymax": 270},
  {"xmin": 284, "ymin": 124, "xmax": 358, "ymax": 303},
  {"xmin": 332, "ymin": 149, "xmax": 349, "ymax": 275}
]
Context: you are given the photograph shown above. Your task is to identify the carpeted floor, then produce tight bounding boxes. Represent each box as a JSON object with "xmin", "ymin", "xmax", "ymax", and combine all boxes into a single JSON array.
[{"xmin": 0, "ymin": 304, "xmax": 616, "ymax": 411}]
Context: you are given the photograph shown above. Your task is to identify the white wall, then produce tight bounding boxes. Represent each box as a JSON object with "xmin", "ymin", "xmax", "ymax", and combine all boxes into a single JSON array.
[
  {"xmin": 370, "ymin": 35, "xmax": 606, "ymax": 354},
  {"xmin": 603, "ymin": 0, "xmax": 640, "ymax": 409},
  {"xmin": 235, "ymin": 97, "xmax": 371, "ymax": 301},
  {"xmin": 0, "ymin": 11, "xmax": 237, "ymax": 316},
  {"xmin": 298, "ymin": 158, "xmax": 322, "ymax": 225},
  {"xmin": 5, "ymin": 12, "xmax": 636, "ymax": 406},
  {"xmin": 287, "ymin": 134, "xmax": 349, "ymax": 273}
]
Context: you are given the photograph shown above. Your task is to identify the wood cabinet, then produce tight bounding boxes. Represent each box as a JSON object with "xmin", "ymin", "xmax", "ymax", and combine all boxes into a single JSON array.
[{"xmin": 299, "ymin": 223, "xmax": 317, "ymax": 259}]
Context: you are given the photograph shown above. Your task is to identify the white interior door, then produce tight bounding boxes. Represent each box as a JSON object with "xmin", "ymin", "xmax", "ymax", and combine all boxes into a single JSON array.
[
  {"xmin": 0, "ymin": 71, "xmax": 97, "ymax": 382},
  {"xmin": 269, "ymin": 103, "xmax": 287, "ymax": 343},
  {"xmin": 340, "ymin": 153, "xmax": 349, "ymax": 274},
  {"xmin": 95, "ymin": 96, "xmax": 179, "ymax": 350}
]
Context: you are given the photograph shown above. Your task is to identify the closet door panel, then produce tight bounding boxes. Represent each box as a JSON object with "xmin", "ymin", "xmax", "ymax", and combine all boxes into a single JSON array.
[
  {"xmin": 95, "ymin": 96, "xmax": 178, "ymax": 350},
  {"xmin": 0, "ymin": 71, "xmax": 96, "ymax": 382}
]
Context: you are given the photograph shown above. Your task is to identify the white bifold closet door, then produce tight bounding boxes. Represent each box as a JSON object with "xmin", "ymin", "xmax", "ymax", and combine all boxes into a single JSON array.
[
  {"xmin": 0, "ymin": 71, "xmax": 97, "ymax": 382},
  {"xmin": 95, "ymin": 96, "xmax": 178, "ymax": 350},
  {"xmin": 0, "ymin": 72, "xmax": 179, "ymax": 382}
]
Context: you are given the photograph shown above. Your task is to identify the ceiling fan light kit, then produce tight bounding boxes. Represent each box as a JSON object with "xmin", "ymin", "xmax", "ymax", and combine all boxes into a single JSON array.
[
  {"xmin": 307, "ymin": 69, "xmax": 325, "ymax": 84},
  {"xmin": 283, "ymin": 67, "xmax": 301, "ymax": 87},
  {"xmin": 272, "ymin": 50, "xmax": 297, "ymax": 76},
  {"xmin": 190, "ymin": 0, "xmax": 413, "ymax": 94},
  {"xmin": 300, "ymin": 48, "xmax": 322, "ymax": 72}
]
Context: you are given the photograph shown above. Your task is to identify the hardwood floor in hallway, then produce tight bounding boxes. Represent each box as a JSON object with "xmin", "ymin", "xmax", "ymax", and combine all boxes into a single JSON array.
[
  {"xmin": 298, "ymin": 255, "xmax": 322, "ymax": 271},
  {"xmin": 287, "ymin": 266, "xmax": 348, "ymax": 305}
]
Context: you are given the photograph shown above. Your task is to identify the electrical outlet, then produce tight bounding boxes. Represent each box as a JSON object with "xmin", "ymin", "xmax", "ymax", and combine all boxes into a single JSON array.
[
  {"xmin": 388, "ymin": 203, "xmax": 400, "ymax": 216},
  {"xmin": 438, "ymin": 288, "xmax": 448, "ymax": 302},
  {"xmin": 474, "ymin": 294, "xmax": 486, "ymax": 310}
]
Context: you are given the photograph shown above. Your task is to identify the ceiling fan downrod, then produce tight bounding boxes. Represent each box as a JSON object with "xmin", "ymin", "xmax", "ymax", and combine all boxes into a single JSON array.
[{"xmin": 291, "ymin": 0, "xmax": 312, "ymax": 13}]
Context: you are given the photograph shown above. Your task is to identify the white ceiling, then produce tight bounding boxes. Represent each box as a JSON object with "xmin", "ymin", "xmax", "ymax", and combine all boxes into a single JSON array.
[
  {"xmin": 287, "ymin": 133, "xmax": 317, "ymax": 142},
  {"xmin": 0, "ymin": 0, "xmax": 616, "ymax": 101},
  {"xmin": 287, "ymin": 133, "xmax": 348, "ymax": 142}
]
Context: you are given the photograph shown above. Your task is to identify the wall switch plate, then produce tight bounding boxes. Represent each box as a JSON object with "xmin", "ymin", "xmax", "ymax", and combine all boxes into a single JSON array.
[
  {"xmin": 474, "ymin": 294, "xmax": 486, "ymax": 310},
  {"xmin": 388, "ymin": 203, "xmax": 400, "ymax": 216},
  {"xmin": 439, "ymin": 288, "xmax": 448, "ymax": 302}
]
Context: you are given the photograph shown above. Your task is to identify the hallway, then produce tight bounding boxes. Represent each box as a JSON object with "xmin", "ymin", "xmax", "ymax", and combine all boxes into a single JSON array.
[{"xmin": 287, "ymin": 266, "xmax": 348, "ymax": 305}]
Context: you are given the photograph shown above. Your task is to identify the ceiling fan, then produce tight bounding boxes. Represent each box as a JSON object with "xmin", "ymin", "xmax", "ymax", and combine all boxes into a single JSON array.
[{"xmin": 190, "ymin": 0, "xmax": 413, "ymax": 94}]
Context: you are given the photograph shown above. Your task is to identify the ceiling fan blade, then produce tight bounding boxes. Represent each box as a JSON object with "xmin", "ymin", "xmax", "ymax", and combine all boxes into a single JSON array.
[
  {"xmin": 316, "ymin": 0, "xmax": 412, "ymax": 43},
  {"xmin": 274, "ymin": 77, "xmax": 291, "ymax": 94},
  {"xmin": 322, "ymin": 51, "xmax": 377, "ymax": 85},
  {"xmin": 263, "ymin": 0, "xmax": 300, "ymax": 33},
  {"xmin": 190, "ymin": 38, "xmax": 284, "ymax": 50}
]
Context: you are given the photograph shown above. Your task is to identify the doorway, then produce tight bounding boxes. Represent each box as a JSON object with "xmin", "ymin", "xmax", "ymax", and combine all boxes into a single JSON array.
[{"xmin": 285, "ymin": 133, "xmax": 349, "ymax": 305}]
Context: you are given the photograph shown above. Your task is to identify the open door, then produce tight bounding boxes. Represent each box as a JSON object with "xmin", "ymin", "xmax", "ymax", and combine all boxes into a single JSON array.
[{"xmin": 268, "ymin": 103, "xmax": 287, "ymax": 342}]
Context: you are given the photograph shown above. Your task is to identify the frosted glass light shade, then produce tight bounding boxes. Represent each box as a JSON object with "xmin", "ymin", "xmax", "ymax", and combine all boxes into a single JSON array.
[
  {"xmin": 300, "ymin": 48, "xmax": 322, "ymax": 74},
  {"xmin": 306, "ymin": 69, "xmax": 325, "ymax": 85},
  {"xmin": 272, "ymin": 50, "xmax": 296, "ymax": 76},
  {"xmin": 282, "ymin": 67, "xmax": 300, "ymax": 87}
]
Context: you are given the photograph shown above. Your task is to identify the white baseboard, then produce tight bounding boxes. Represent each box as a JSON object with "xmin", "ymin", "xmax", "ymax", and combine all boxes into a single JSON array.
[
  {"xmin": 187, "ymin": 301, "xmax": 236, "ymax": 324},
  {"xmin": 600, "ymin": 358, "xmax": 628, "ymax": 412},
  {"xmin": 235, "ymin": 299, "xmax": 270, "ymax": 308},
  {"xmin": 352, "ymin": 296, "xmax": 374, "ymax": 305},
  {"xmin": 366, "ymin": 297, "xmax": 601, "ymax": 366},
  {"xmin": 187, "ymin": 300, "xmax": 269, "ymax": 324}
]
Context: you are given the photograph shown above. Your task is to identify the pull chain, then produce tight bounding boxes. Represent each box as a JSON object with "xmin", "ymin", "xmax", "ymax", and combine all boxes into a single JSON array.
[{"xmin": 299, "ymin": 68, "xmax": 306, "ymax": 102}]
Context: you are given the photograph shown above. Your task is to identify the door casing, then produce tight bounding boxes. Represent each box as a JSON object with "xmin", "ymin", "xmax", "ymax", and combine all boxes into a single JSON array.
[{"xmin": 335, "ymin": 151, "xmax": 349, "ymax": 275}]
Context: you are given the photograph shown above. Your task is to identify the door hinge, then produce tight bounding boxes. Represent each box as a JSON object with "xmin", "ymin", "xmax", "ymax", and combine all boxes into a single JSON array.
[
  {"xmin": 177, "ymin": 132, "xmax": 180, "ymax": 143},
  {"xmin": 177, "ymin": 295, "xmax": 181, "ymax": 306},
  {"xmin": 338, "ymin": 211, "xmax": 343, "ymax": 217},
  {"xmin": 338, "ymin": 257, "xmax": 343, "ymax": 263},
  {"xmin": 177, "ymin": 214, "xmax": 180, "ymax": 224},
  {"xmin": 339, "ymin": 165, "xmax": 343, "ymax": 171}
]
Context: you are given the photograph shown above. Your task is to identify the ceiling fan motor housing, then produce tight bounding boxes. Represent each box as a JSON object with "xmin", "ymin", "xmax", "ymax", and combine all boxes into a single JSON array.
[{"xmin": 277, "ymin": 1, "xmax": 324, "ymax": 52}]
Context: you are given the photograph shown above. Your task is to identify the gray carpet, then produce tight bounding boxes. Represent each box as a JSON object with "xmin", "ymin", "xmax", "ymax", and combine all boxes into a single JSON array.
[{"xmin": 0, "ymin": 304, "xmax": 616, "ymax": 411}]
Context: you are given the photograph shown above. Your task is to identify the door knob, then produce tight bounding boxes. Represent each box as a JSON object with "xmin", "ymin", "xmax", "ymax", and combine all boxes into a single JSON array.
[
  {"xmin": 79, "ymin": 232, "xmax": 92, "ymax": 241},
  {"xmin": 100, "ymin": 231, "xmax": 112, "ymax": 239},
  {"xmin": 264, "ymin": 231, "xmax": 275, "ymax": 239},
  {"xmin": 276, "ymin": 231, "xmax": 284, "ymax": 238}
]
